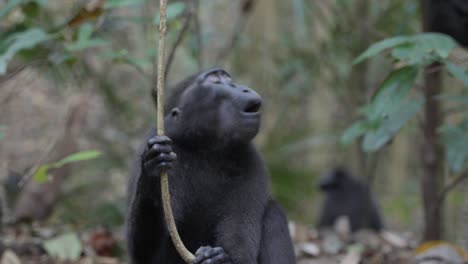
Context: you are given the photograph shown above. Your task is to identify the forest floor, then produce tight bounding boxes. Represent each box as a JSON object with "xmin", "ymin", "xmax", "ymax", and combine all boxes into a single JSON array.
[{"xmin": 0, "ymin": 220, "xmax": 467, "ymax": 264}]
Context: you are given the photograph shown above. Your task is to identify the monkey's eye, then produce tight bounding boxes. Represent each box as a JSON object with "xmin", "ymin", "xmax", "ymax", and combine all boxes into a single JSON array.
[
  {"xmin": 206, "ymin": 74, "xmax": 221, "ymax": 84},
  {"xmin": 221, "ymin": 72, "xmax": 232, "ymax": 83}
]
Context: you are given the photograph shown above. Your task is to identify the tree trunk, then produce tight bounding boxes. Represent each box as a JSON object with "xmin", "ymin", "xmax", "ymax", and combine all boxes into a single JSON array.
[{"xmin": 420, "ymin": 0, "xmax": 445, "ymax": 241}]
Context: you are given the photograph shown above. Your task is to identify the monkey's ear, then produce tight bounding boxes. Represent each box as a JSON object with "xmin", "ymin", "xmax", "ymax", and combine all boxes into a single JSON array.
[{"xmin": 170, "ymin": 108, "xmax": 181, "ymax": 119}]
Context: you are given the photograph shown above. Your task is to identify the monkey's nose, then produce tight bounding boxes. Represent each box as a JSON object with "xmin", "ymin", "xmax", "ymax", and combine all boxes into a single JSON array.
[{"xmin": 243, "ymin": 98, "xmax": 262, "ymax": 113}]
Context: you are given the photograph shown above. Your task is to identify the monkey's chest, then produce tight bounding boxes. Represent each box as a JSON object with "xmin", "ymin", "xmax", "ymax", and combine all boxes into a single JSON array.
[{"xmin": 169, "ymin": 171, "xmax": 238, "ymax": 236}]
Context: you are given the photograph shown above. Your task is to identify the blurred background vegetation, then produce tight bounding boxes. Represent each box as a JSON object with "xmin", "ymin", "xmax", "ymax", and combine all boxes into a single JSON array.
[{"xmin": 0, "ymin": 0, "xmax": 467, "ymax": 250}]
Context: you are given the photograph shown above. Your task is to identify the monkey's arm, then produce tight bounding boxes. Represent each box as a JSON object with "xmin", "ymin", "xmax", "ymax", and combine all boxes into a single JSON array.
[
  {"xmin": 126, "ymin": 133, "xmax": 176, "ymax": 263},
  {"xmin": 126, "ymin": 156, "xmax": 165, "ymax": 263},
  {"xmin": 258, "ymin": 200, "xmax": 296, "ymax": 264}
]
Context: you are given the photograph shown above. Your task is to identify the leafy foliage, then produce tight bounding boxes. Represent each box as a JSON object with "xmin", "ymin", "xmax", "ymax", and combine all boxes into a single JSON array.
[
  {"xmin": 441, "ymin": 120, "xmax": 468, "ymax": 172},
  {"xmin": 354, "ymin": 33, "xmax": 456, "ymax": 66},
  {"xmin": 33, "ymin": 151, "xmax": 102, "ymax": 183},
  {"xmin": 65, "ymin": 24, "xmax": 108, "ymax": 51},
  {"xmin": 446, "ymin": 62, "xmax": 468, "ymax": 88},
  {"xmin": 0, "ymin": 28, "xmax": 52, "ymax": 74},
  {"xmin": 0, "ymin": 0, "xmax": 151, "ymax": 76},
  {"xmin": 344, "ymin": 33, "xmax": 468, "ymax": 171},
  {"xmin": 103, "ymin": 0, "xmax": 145, "ymax": 9},
  {"xmin": 342, "ymin": 66, "xmax": 421, "ymax": 151}
]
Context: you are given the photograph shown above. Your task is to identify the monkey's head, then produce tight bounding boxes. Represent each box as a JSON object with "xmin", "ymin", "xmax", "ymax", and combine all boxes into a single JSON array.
[
  {"xmin": 164, "ymin": 68, "xmax": 262, "ymax": 148},
  {"xmin": 319, "ymin": 167, "xmax": 351, "ymax": 191}
]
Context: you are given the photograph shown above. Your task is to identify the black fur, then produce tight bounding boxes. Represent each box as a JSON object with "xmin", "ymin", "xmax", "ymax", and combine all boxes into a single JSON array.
[
  {"xmin": 318, "ymin": 167, "xmax": 384, "ymax": 232},
  {"xmin": 428, "ymin": 0, "xmax": 468, "ymax": 46},
  {"xmin": 126, "ymin": 68, "xmax": 296, "ymax": 264}
]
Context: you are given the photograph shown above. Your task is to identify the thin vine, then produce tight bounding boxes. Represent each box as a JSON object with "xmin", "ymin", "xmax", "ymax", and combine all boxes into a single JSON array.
[{"xmin": 155, "ymin": 0, "xmax": 195, "ymax": 262}]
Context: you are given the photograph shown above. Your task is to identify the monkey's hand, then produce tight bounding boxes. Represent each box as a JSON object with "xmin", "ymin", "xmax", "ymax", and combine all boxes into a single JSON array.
[
  {"xmin": 142, "ymin": 135, "xmax": 177, "ymax": 178},
  {"xmin": 192, "ymin": 246, "xmax": 232, "ymax": 264}
]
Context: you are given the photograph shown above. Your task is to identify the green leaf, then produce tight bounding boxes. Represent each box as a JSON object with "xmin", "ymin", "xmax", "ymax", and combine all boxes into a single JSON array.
[
  {"xmin": 391, "ymin": 43, "xmax": 427, "ymax": 65},
  {"xmin": 0, "ymin": 28, "xmax": 52, "ymax": 74},
  {"xmin": 52, "ymin": 150, "xmax": 102, "ymax": 168},
  {"xmin": 353, "ymin": 36, "xmax": 412, "ymax": 64},
  {"xmin": 345, "ymin": 67, "xmax": 421, "ymax": 152},
  {"xmin": 65, "ymin": 24, "xmax": 108, "ymax": 51},
  {"xmin": 44, "ymin": 232, "xmax": 82, "ymax": 261},
  {"xmin": 32, "ymin": 150, "xmax": 101, "ymax": 183},
  {"xmin": 0, "ymin": 0, "xmax": 23, "ymax": 18},
  {"xmin": 153, "ymin": 2, "xmax": 186, "ymax": 24},
  {"xmin": 362, "ymin": 98, "xmax": 424, "ymax": 152},
  {"xmin": 413, "ymin": 33, "xmax": 456, "ymax": 59},
  {"xmin": 66, "ymin": 39, "xmax": 108, "ymax": 51},
  {"xmin": 441, "ymin": 122, "xmax": 468, "ymax": 172},
  {"xmin": 353, "ymin": 33, "xmax": 456, "ymax": 65},
  {"xmin": 390, "ymin": 33, "xmax": 456, "ymax": 65},
  {"xmin": 446, "ymin": 62, "xmax": 468, "ymax": 88},
  {"xmin": 340, "ymin": 121, "xmax": 370, "ymax": 146},
  {"xmin": 77, "ymin": 23, "xmax": 93, "ymax": 41},
  {"xmin": 366, "ymin": 66, "xmax": 419, "ymax": 121},
  {"xmin": 104, "ymin": 0, "xmax": 145, "ymax": 9},
  {"xmin": 33, "ymin": 165, "xmax": 51, "ymax": 183}
]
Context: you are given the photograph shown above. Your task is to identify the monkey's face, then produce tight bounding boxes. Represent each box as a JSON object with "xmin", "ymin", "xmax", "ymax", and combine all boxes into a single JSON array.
[
  {"xmin": 166, "ymin": 68, "xmax": 262, "ymax": 146},
  {"xmin": 319, "ymin": 168, "xmax": 349, "ymax": 191},
  {"xmin": 319, "ymin": 173, "xmax": 340, "ymax": 191}
]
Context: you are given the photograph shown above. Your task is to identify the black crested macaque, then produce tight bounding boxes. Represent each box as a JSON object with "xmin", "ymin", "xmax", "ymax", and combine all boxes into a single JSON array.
[
  {"xmin": 126, "ymin": 68, "xmax": 296, "ymax": 264},
  {"xmin": 318, "ymin": 168, "xmax": 384, "ymax": 232},
  {"xmin": 427, "ymin": 0, "xmax": 468, "ymax": 46}
]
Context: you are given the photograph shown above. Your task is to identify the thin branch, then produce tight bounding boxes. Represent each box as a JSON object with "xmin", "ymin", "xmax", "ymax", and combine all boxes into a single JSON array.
[
  {"xmin": 152, "ymin": 5, "xmax": 194, "ymax": 106},
  {"xmin": 437, "ymin": 168, "xmax": 468, "ymax": 206},
  {"xmin": 0, "ymin": 60, "xmax": 45, "ymax": 85},
  {"xmin": 215, "ymin": 0, "xmax": 256, "ymax": 63},
  {"xmin": 19, "ymin": 134, "xmax": 61, "ymax": 187},
  {"xmin": 164, "ymin": 6, "xmax": 194, "ymax": 81}
]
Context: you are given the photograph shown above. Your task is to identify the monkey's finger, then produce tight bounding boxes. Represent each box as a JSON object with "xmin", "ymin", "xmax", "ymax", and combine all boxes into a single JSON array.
[
  {"xmin": 192, "ymin": 254, "xmax": 208, "ymax": 264},
  {"xmin": 195, "ymin": 246, "xmax": 209, "ymax": 255},
  {"xmin": 200, "ymin": 252, "xmax": 229, "ymax": 264},
  {"xmin": 201, "ymin": 247, "xmax": 229, "ymax": 263},
  {"xmin": 145, "ymin": 144, "xmax": 174, "ymax": 159},
  {"xmin": 153, "ymin": 153, "xmax": 176, "ymax": 163},
  {"xmin": 144, "ymin": 159, "xmax": 173, "ymax": 173},
  {"xmin": 211, "ymin": 247, "xmax": 231, "ymax": 263},
  {"xmin": 147, "ymin": 135, "xmax": 172, "ymax": 147},
  {"xmin": 144, "ymin": 154, "xmax": 174, "ymax": 167},
  {"xmin": 209, "ymin": 247, "xmax": 225, "ymax": 256},
  {"xmin": 193, "ymin": 246, "xmax": 213, "ymax": 263},
  {"xmin": 210, "ymin": 247, "xmax": 230, "ymax": 262}
]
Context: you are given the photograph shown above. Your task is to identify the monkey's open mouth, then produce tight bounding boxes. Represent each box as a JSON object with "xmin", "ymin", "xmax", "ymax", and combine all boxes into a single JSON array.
[{"xmin": 243, "ymin": 100, "xmax": 262, "ymax": 114}]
